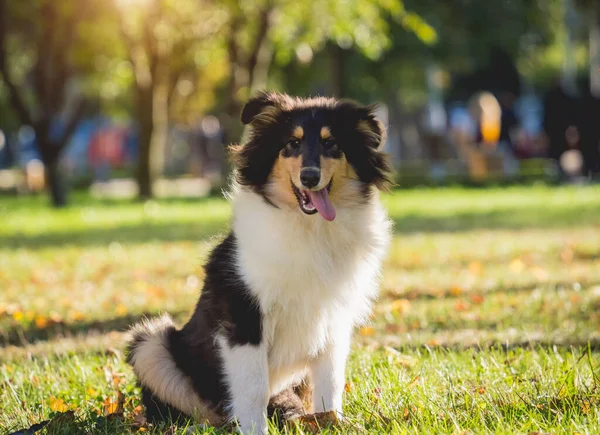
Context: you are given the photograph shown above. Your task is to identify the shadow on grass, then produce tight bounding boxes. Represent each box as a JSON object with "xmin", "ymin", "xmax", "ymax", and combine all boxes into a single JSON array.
[
  {"xmin": 0, "ymin": 310, "xmax": 190, "ymax": 348},
  {"xmin": 3, "ymin": 204, "xmax": 600, "ymax": 249},
  {"xmin": 0, "ymin": 220, "xmax": 229, "ymax": 249}
]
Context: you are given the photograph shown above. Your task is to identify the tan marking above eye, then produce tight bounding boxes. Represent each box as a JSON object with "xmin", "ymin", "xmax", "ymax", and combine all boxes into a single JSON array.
[
  {"xmin": 292, "ymin": 126, "xmax": 304, "ymax": 139},
  {"xmin": 320, "ymin": 126, "xmax": 332, "ymax": 139}
]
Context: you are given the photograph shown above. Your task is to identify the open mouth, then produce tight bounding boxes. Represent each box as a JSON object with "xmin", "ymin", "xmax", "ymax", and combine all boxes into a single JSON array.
[{"xmin": 291, "ymin": 180, "xmax": 336, "ymax": 221}]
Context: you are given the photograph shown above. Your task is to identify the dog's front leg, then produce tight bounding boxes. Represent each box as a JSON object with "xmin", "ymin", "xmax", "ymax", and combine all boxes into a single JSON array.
[
  {"xmin": 310, "ymin": 328, "xmax": 351, "ymax": 415},
  {"xmin": 219, "ymin": 338, "xmax": 269, "ymax": 434}
]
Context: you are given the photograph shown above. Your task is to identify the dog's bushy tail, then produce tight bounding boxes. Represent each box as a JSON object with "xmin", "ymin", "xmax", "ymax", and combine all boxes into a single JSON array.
[{"xmin": 126, "ymin": 315, "xmax": 216, "ymax": 422}]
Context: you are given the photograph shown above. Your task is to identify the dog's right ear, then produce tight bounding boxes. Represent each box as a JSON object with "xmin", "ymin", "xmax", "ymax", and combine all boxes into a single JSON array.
[{"xmin": 241, "ymin": 92, "xmax": 278, "ymax": 125}]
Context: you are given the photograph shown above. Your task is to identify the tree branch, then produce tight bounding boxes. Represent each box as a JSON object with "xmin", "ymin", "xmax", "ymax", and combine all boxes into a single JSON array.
[
  {"xmin": 0, "ymin": 0, "xmax": 35, "ymax": 127},
  {"xmin": 246, "ymin": 1, "xmax": 273, "ymax": 89}
]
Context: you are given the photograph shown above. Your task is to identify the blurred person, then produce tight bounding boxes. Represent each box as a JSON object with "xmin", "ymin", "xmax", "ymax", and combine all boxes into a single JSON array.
[
  {"xmin": 577, "ymin": 81, "xmax": 600, "ymax": 178},
  {"xmin": 422, "ymin": 99, "xmax": 448, "ymax": 181},
  {"xmin": 497, "ymin": 91, "xmax": 520, "ymax": 176},
  {"xmin": 87, "ymin": 127, "xmax": 125, "ymax": 182},
  {"xmin": 543, "ymin": 77, "xmax": 577, "ymax": 170},
  {"xmin": 465, "ymin": 91, "xmax": 502, "ymax": 180}
]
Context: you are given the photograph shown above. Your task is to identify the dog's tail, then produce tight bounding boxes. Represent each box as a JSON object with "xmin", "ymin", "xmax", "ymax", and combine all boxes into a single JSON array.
[{"xmin": 126, "ymin": 315, "xmax": 217, "ymax": 422}]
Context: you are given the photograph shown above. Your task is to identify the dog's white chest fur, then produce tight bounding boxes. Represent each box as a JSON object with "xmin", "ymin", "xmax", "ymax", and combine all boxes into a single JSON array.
[{"xmin": 232, "ymin": 188, "xmax": 391, "ymax": 392}]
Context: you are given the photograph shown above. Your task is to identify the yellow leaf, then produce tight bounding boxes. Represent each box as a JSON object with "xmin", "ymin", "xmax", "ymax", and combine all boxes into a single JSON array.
[
  {"xmin": 104, "ymin": 397, "xmax": 119, "ymax": 415},
  {"xmin": 390, "ymin": 299, "xmax": 411, "ymax": 314},
  {"xmin": 50, "ymin": 396, "xmax": 69, "ymax": 412},
  {"xmin": 450, "ymin": 286, "xmax": 464, "ymax": 296},
  {"xmin": 344, "ymin": 382, "xmax": 352, "ymax": 392},
  {"xmin": 35, "ymin": 315, "xmax": 48, "ymax": 329},
  {"xmin": 115, "ymin": 304, "xmax": 128, "ymax": 316},
  {"xmin": 359, "ymin": 326, "xmax": 375, "ymax": 337},
  {"xmin": 86, "ymin": 387, "xmax": 98, "ymax": 397},
  {"xmin": 71, "ymin": 311, "xmax": 85, "ymax": 321},
  {"xmin": 12, "ymin": 311, "xmax": 23, "ymax": 322}
]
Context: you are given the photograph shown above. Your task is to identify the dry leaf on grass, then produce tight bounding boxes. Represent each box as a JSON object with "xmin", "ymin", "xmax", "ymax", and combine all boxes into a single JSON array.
[
  {"xmin": 288, "ymin": 411, "xmax": 340, "ymax": 434},
  {"xmin": 49, "ymin": 396, "xmax": 69, "ymax": 412},
  {"xmin": 359, "ymin": 326, "xmax": 375, "ymax": 337}
]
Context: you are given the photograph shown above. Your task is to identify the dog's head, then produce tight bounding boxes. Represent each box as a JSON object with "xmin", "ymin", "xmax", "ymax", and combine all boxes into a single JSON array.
[{"xmin": 231, "ymin": 92, "xmax": 391, "ymax": 221}]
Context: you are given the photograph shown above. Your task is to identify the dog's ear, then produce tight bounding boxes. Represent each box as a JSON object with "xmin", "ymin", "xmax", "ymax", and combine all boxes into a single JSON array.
[
  {"xmin": 241, "ymin": 92, "xmax": 279, "ymax": 125},
  {"xmin": 355, "ymin": 105, "xmax": 387, "ymax": 151},
  {"xmin": 336, "ymin": 101, "xmax": 387, "ymax": 150}
]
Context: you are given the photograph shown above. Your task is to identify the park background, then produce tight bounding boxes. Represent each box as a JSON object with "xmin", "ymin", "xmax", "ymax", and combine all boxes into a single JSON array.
[{"xmin": 1, "ymin": 0, "xmax": 600, "ymax": 434}]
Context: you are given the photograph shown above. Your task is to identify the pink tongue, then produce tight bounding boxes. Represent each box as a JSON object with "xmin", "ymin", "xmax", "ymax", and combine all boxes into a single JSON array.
[{"xmin": 307, "ymin": 188, "xmax": 336, "ymax": 221}]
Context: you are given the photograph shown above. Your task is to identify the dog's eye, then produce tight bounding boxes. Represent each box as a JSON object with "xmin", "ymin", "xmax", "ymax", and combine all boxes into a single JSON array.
[{"xmin": 287, "ymin": 139, "xmax": 301, "ymax": 148}]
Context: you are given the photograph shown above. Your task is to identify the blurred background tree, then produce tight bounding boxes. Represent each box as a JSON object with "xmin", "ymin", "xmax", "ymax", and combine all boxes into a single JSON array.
[
  {"xmin": 0, "ymin": 0, "xmax": 90, "ymax": 206},
  {"xmin": 0, "ymin": 0, "xmax": 598, "ymax": 204}
]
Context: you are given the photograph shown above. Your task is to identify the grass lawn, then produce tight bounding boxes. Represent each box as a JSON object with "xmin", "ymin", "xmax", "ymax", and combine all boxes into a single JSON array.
[{"xmin": 1, "ymin": 185, "xmax": 600, "ymax": 434}]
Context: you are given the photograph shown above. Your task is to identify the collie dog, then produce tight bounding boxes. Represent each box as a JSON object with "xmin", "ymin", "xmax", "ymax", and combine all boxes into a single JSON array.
[{"xmin": 126, "ymin": 92, "xmax": 392, "ymax": 434}]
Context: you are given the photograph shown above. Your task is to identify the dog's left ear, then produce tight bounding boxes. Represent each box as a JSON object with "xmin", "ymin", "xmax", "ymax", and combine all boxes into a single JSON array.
[
  {"xmin": 241, "ymin": 92, "xmax": 279, "ymax": 125},
  {"xmin": 338, "ymin": 101, "xmax": 387, "ymax": 151},
  {"xmin": 357, "ymin": 112, "xmax": 387, "ymax": 151}
]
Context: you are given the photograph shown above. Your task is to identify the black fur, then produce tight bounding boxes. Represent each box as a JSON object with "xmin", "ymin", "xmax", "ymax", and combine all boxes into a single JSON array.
[
  {"xmin": 169, "ymin": 233, "xmax": 262, "ymax": 409},
  {"xmin": 127, "ymin": 233, "xmax": 303, "ymax": 425},
  {"xmin": 232, "ymin": 92, "xmax": 391, "ymax": 191},
  {"xmin": 141, "ymin": 386, "xmax": 188, "ymax": 424}
]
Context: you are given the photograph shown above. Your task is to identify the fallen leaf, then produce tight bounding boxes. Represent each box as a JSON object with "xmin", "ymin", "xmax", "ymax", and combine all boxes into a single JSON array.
[
  {"xmin": 454, "ymin": 300, "xmax": 469, "ymax": 312},
  {"xmin": 12, "ymin": 311, "xmax": 24, "ymax": 322},
  {"xmin": 359, "ymin": 326, "xmax": 375, "ymax": 337},
  {"xmin": 115, "ymin": 304, "xmax": 128, "ymax": 316},
  {"xmin": 103, "ymin": 392, "xmax": 125, "ymax": 416},
  {"xmin": 344, "ymin": 382, "xmax": 352, "ymax": 392},
  {"xmin": 390, "ymin": 299, "xmax": 411, "ymax": 315},
  {"xmin": 450, "ymin": 286, "xmax": 464, "ymax": 296},
  {"xmin": 71, "ymin": 311, "xmax": 85, "ymax": 321},
  {"xmin": 470, "ymin": 294, "xmax": 485, "ymax": 304},
  {"xmin": 49, "ymin": 396, "xmax": 69, "ymax": 412},
  {"xmin": 477, "ymin": 387, "xmax": 486, "ymax": 394},
  {"xmin": 34, "ymin": 315, "xmax": 48, "ymax": 329},
  {"xmin": 291, "ymin": 411, "xmax": 340, "ymax": 434},
  {"xmin": 104, "ymin": 397, "xmax": 119, "ymax": 415}
]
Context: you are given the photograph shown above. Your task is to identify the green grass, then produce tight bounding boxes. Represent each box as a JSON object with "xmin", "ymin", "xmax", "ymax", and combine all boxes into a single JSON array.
[{"xmin": 1, "ymin": 185, "xmax": 600, "ymax": 434}]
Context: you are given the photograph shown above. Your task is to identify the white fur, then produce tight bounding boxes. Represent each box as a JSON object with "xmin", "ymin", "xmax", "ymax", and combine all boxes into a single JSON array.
[
  {"xmin": 128, "ymin": 315, "xmax": 217, "ymax": 422},
  {"xmin": 224, "ymin": 184, "xmax": 391, "ymax": 431},
  {"xmin": 217, "ymin": 336, "xmax": 269, "ymax": 434}
]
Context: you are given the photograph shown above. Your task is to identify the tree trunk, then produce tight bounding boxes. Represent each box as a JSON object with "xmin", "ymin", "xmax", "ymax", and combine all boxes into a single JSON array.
[
  {"xmin": 45, "ymin": 155, "xmax": 68, "ymax": 207},
  {"xmin": 136, "ymin": 86, "xmax": 155, "ymax": 199},
  {"xmin": 328, "ymin": 43, "xmax": 346, "ymax": 98}
]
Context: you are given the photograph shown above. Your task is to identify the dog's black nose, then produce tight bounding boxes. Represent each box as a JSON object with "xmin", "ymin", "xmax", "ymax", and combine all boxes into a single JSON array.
[{"xmin": 300, "ymin": 167, "xmax": 321, "ymax": 188}]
